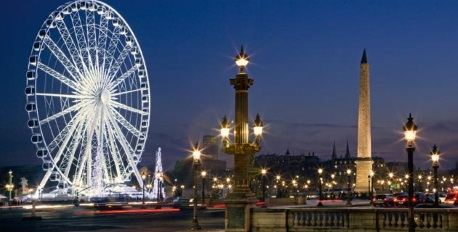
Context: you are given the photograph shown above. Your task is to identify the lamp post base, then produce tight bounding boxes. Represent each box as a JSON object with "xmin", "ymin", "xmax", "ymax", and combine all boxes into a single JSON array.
[
  {"xmin": 225, "ymin": 192, "xmax": 256, "ymax": 232},
  {"xmin": 190, "ymin": 218, "xmax": 202, "ymax": 231}
]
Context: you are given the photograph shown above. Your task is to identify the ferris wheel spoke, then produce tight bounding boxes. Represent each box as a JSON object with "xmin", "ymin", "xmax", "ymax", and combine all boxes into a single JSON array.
[
  {"xmin": 108, "ymin": 65, "xmax": 139, "ymax": 90},
  {"xmin": 39, "ymin": 101, "xmax": 85, "ymax": 125},
  {"xmin": 35, "ymin": 92, "xmax": 89, "ymax": 99},
  {"xmin": 106, "ymin": 44, "xmax": 132, "ymax": 79},
  {"xmin": 48, "ymin": 109, "xmax": 85, "ymax": 152},
  {"xmin": 111, "ymin": 88, "xmax": 143, "ymax": 97},
  {"xmin": 103, "ymin": 26, "xmax": 122, "ymax": 75},
  {"xmin": 104, "ymin": 123, "xmax": 123, "ymax": 180},
  {"xmin": 97, "ymin": 11, "xmax": 110, "ymax": 71},
  {"xmin": 70, "ymin": 10, "xmax": 92, "ymax": 71},
  {"xmin": 86, "ymin": 9, "xmax": 97, "ymax": 69},
  {"xmin": 63, "ymin": 119, "xmax": 86, "ymax": 178},
  {"xmin": 55, "ymin": 18, "xmax": 88, "ymax": 78},
  {"xmin": 106, "ymin": 112, "xmax": 142, "ymax": 183},
  {"xmin": 110, "ymin": 100, "xmax": 147, "ymax": 115},
  {"xmin": 42, "ymin": 35, "xmax": 82, "ymax": 81},
  {"xmin": 108, "ymin": 107, "xmax": 144, "ymax": 138},
  {"xmin": 74, "ymin": 110, "xmax": 97, "ymax": 186},
  {"xmin": 37, "ymin": 62, "xmax": 80, "ymax": 91},
  {"xmin": 43, "ymin": 111, "xmax": 82, "ymax": 187}
]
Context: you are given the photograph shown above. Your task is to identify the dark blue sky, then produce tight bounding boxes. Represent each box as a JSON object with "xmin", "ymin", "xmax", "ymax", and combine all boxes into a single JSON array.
[{"xmin": 1, "ymin": 0, "xmax": 458, "ymax": 170}]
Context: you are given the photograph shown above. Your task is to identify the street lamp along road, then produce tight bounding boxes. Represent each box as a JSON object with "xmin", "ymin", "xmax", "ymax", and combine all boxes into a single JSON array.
[
  {"xmin": 403, "ymin": 113, "xmax": 418, "ymax": 232},
  {"xmin": 346, "ymin": 169, "xmax": 353, "ymax": 206},
  {"xmin": 260, "ymin": 169, "xmax": 267, "ymax": 202},
  {"xmin": 201, "ymin": 170, "xmax": 207, "ymax": 206},
  {"xmin": 317, "ymin": 168, "xmax": 323, "ymax": 207},
  {"xmin": 430, "ymin": 145, "xmax": 440, "ymax": 207},
  {"xmin": 190, "ymin": 143, "xmax": 202, "ymax": 231}
]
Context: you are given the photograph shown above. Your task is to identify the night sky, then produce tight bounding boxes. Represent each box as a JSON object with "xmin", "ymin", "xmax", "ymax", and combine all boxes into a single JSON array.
[{"xmin": 1, "ymin": 0, "xmax": 458, "ymax": 170}]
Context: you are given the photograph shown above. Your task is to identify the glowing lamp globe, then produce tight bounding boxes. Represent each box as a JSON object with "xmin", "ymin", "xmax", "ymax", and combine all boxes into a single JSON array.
[
  {"xmin": 192, "ymin": 149, "xmax": 201, "ymax": 161},
  {"xmin": 221, "ymin": 128, "xmax": 230, "ymax": 138},
  {"xmin": 201, "ymin": 171, "xmax": 207, "ymax": 178},
  {"xmin": 403, "ymin": 113, "xmax": 418, "ymax": 143}
]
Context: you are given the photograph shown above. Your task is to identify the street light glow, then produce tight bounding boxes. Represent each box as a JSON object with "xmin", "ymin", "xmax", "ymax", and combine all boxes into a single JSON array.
[
  {"xmin": 235, "ymin": 45, "xmax": 250, "ymax": 68},
  {"xmin": 403, "ymin": 113, "xmax": 418, "ymax": 143},
  {"xmin": 220, "ymin": 116, "xmax": 230, "ymax": 138},
  {"xmin": 201, "ymin": 170, "xmax": 207, "ymax": 178},
  {"xmin": 430, "ymin": 144, "xmax": 440, "ymax": 165},
  {"xmin": 253, "ymin": 114, "xmax": 263, "ymax": 136},
  {"xmin": 192, "ymin": 146, "xmax": 202, "ymax": 161}
]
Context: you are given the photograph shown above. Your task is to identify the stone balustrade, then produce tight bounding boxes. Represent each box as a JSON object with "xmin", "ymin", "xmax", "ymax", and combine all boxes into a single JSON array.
[{"xmin": 251, "ymin": 207, "xmax": 458, "ymax": 232}]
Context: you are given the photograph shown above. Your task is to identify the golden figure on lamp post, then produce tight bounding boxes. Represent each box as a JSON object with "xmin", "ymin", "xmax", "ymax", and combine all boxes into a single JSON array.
[{"xmin": 220, "ymin": 46, "xmax": 263, "ymax": 231}]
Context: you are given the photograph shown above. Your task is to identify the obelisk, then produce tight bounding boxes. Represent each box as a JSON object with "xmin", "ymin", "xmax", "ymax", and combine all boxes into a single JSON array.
[{"xmin": 355, "ymin": 49, "xmax": 373, "ymax": 193}]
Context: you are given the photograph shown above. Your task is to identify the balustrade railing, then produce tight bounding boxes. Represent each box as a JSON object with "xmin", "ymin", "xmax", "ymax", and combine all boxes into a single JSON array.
[{"xmin": 251, "ymin": 207, "xmax": 458, "ymax": 232}]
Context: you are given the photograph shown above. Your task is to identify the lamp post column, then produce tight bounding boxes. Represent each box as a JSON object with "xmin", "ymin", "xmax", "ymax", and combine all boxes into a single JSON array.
[
  {"xmin": 201, "ymin": 171, "xmax": 207, "ymax": 206},
  {"xmin": 403, "ymin": 113, "xmax": 417, "ymax": 232},
  {"xmin": 260, "ymin": 169, "xmax": 267, "ymax": 202},
  {"xmin": 190, "ymin": 145, "xmax": 202, "ymax": 230},
  {"xmin": 430, "ymin": 145, "xmax": 440, "ymax": 207},
  {"xmin": 7, "ymin": 170, "xmax": 13, "ymax": 207},
  {"xmin": 407, "ymin": 146, "xmax": 415, "ymax": 232},
  {"xmin": 346, "ymin": 169, "xmax": 352, "ymax": 206},
  {"xmin": 433, "ymin": 166, "xmax": 439, "ymax": 206},
  {"xmin": 222, "ymin": 46, "xmax": 263, "ymax": 232},
  {"xmin": 317, "ymin": 168, "xmax": 323, "ymax": 207}
]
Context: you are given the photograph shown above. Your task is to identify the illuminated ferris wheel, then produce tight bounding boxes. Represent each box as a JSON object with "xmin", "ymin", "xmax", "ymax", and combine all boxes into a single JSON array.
[{"xmin": 25, "ymin": 0, "xmax": 150, "ymax": 195}]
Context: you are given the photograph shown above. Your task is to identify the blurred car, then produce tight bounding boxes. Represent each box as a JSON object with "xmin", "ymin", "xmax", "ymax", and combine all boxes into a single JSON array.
[
  {"xmin": 439, "ymin": 193, "xmax": 447, "ymax": 203},
  {"xmin": 393, "ymin": 192, "xmax": 427, "ymax": 206},
  {"xmin": 372, "ymin": 194, "xmax": 392, "ymax": 207},
  {"xmin": 171, "ymin": 197, "xmax": 191, "ymax": 208},
  {"xmin": 393, "ymin": 193, "xmax": 408, "ymax": 206},
  {"xmin": 444, "ymin": 193, "xmax": 458, "ymax": 205}
]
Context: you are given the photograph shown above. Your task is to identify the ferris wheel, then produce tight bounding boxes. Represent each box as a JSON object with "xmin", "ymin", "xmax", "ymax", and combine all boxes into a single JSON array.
[{"xmin": 25, "ymin": 0, "xmax": 150, "ymax": 195}]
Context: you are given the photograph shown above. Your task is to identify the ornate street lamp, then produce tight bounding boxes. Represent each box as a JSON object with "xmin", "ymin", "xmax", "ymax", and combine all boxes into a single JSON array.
[
  {"xmin": 430, "ymin": 145, "xmax": 440, "ymax": 207},
  {"xmin": 220, "ymin": 46, "xmax": 263, "ymax": 231},
  {"xmin": 201, "ymin": 170, "xmax": 207, "ymax": 206},
  {"xmin": 260, "ymin": 169, "xmax": 267, "ymax": 202},
  {"xmin": 190, "ymin": 143, "xmax": 202, "ymax": 231},
  {"xmin": 317, "ymin": 168, "xmax": 323, "ymax": 207},
  {"xmin": 346, "ymin": 169, "xmax": 353, "ymax": 206},
  {"xmin": 403, "ymin": 113, "xmax": 418, "ymax": 232}
]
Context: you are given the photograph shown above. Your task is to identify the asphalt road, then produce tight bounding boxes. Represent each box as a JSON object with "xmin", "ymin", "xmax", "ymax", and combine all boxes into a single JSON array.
[{"xmin": 0, "ymin": 206, "xmax": 225, "ymax": 232}]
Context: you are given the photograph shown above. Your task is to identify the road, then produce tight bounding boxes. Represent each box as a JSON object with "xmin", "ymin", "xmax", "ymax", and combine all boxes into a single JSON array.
[
  {"xmin": 0, "ymin": 199, "xmax": 373, "ymax": 231},
  {"xmin": 0, "ymin": 206, "xmax": 225, "ymax": 232}
]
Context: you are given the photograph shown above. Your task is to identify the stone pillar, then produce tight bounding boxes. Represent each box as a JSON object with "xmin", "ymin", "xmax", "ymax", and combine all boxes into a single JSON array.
[
  {"xmin": 356, "ymin": 50, "xmax": 373, "ymax": 193},
  {"xmin": 225, "ymin": 48, "xmax": 258, "ymax": 232}
]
